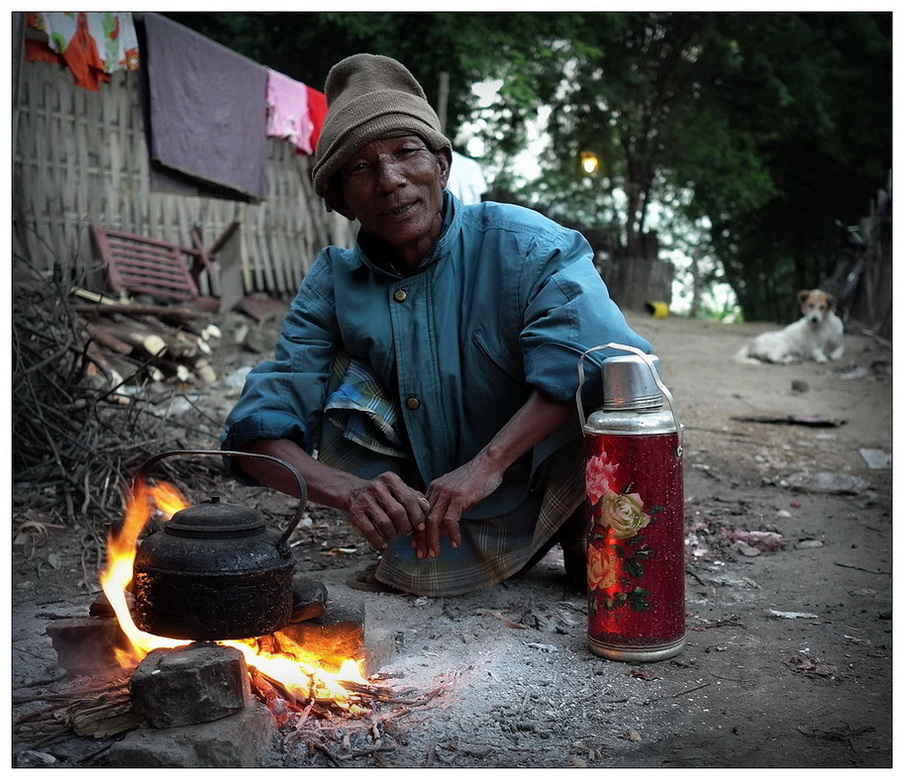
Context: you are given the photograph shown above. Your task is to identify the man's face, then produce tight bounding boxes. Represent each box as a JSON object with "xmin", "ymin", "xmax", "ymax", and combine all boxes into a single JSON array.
[{"xmin": 328, "ymin": 135, "xmax": 451, "ymax": 264}]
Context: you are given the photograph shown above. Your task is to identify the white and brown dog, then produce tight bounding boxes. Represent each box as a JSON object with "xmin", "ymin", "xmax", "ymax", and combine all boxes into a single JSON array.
[{"xmin": 736, "ymin": 289, "xmax": 845, "ymax": 364}]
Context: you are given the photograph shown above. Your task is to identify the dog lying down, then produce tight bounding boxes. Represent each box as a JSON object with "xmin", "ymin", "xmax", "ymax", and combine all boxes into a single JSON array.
[{"xmin": 736, "ymin": 289, "xmax": 845, "ymax": 364}]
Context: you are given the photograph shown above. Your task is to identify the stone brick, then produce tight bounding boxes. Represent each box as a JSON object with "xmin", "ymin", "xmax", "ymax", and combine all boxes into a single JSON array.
[
  {"xmin": 274, "ymin": 590, "xmax": 364, "ymax": 671},
  {"xmin": 107, "ymin": 700, "xmax": 279, "ymax": 767},
  {"xmin": 290, "ymin": 576, "xmax": 328, "ymax": 622},
  {"xmin": 130, "ymin": 643, "xmax": 251, "ymax": 728},
  {"xmin": 45, "ymin": 617, "xmax": 131, "ymax": 673},
  {"xmin": 361, "ymin": 620, "xmax": 399, "ymax": 675}
]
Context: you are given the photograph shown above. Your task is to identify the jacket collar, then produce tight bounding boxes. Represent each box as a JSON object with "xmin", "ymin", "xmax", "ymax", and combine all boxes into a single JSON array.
[{"xmin": 356, "ymin": 190, "xmax": 460, "ymax": 278}]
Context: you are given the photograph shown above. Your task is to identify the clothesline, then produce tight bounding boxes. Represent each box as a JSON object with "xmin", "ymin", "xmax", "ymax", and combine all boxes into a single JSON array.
[
  {"xmin": 23, "ymin": 11, "xmax": 488, "ymax": 204},
  {"xmin": 24, "ymin": 11, "xmax": 327, "ymax": 158}
]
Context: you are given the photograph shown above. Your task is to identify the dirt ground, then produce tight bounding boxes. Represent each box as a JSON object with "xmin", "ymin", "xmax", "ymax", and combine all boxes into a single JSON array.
[{"xmin": 10, "ymin": 306, "xmax": 894, "ymax": 769}]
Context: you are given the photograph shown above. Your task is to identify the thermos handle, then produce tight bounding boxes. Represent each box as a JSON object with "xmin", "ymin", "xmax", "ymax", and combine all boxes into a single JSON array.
[
  {"xmin": 576, "ymin": 343, "xmax": 683, "ymax": 454},
  {"xmin": 136, "ymin": 449, "xmax": 308, "ymax": 548}
]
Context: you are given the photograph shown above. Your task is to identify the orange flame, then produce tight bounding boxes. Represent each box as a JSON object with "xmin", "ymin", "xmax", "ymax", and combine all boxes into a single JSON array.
[{"xmin": 100, "ymin": 475, "xmax": 367, "ymax": 709}]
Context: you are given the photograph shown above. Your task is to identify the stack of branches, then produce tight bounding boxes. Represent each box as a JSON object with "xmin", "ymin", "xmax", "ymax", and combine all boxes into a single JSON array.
[
  {"xmin": 12, "ymin": 260, "xmax": 229, "ymax": 530},
  {"xmin": 74, "ymin": 291, "xmax": 221, "ymax": 390}
]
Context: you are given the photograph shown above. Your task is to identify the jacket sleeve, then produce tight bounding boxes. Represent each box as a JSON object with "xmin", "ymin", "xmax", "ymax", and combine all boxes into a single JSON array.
[
  {"xmin": 221, "ymin": 251, "xmax": 340, "ymax": 456},
  {"xmin": 520, "ymin": 226, "xmax": 653, "ymax": 406}
]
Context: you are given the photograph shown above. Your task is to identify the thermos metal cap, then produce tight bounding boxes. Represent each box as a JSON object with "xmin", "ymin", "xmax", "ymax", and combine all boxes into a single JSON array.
[{"xmin": 603, "ymin": 354, "xmax": 663, "ymax": 411}]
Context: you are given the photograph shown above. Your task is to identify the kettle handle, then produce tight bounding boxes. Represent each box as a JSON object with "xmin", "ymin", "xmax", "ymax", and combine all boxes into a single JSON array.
[{"xmin": 136, "ymin": 449, "xmax": 308, "ymax": 548}]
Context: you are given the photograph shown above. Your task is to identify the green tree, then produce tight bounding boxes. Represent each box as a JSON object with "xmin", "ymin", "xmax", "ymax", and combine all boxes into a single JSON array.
[
  {"xmin": 468, "ymin": 12, "xmax": 890, "ymax": 320},
  {"xmin": 166, "ymin": 12, "xmax": 891, "ymax": 322},
  {"xmin": 707, "ymin": 13, "xmax": 892, "ymax": 320}
]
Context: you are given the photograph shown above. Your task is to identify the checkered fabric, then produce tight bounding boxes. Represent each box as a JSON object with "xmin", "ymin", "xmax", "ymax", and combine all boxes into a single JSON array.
[{"xmin": 318, "ymin": 355, "xmax": 586, "ymax": 596}]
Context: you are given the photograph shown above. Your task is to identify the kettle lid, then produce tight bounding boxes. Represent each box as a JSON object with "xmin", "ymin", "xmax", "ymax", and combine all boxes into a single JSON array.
[{"xmin": 166, "ymin": 493, "xmax": 265, "ymax": 535}]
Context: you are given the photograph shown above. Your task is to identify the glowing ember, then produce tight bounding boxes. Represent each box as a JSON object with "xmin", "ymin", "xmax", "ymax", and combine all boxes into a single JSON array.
[{"xmin": 100, "ymin": 474, "xmax": 367, "ymax": 709}]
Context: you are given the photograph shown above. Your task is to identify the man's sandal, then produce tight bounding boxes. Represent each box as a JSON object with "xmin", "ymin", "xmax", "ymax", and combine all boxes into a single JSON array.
[{"xmin": 345, "ymin": 563, "xmax": 402, "ymax": 594}]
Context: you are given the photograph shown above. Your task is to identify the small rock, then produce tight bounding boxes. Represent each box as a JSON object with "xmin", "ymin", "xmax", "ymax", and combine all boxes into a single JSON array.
[
  {"xmin": 733, "ymin": 540, "xmax": 760, "ymax": 557},
  {"xmin": 786, "ymin": 472, "xmax": 868, "ymax": 495},
  {"xmin": 776, "ymin": 509, "xmax": 792, "ymax": 518},
  {"xmin": 527, "ymin": 642, "xmax": 559, "ymax": 652},
  {"xmin": 859, "ymin": 448, "xmax": 891, "ymax": 470},
  {"xmin": 767, "ymin": 609, "xmax": 819, "ymax": 619},
  {"xmin": 795, "ymin": 539, "xmax": 824, "ymax": 550},
  {"xmin": 16, "ymin": 750, "xmax": 57, "ymax": 767},
  {"xmin": 791, "ymin": 380, "xmax": 809, "ymax": 393},
  {"xmin": 625, "ymin": 729, "xmax": 642, "ymax": 742},
  {"xmin": 728, "ymin": 529, "xmax": 783, "ymax": 553}
]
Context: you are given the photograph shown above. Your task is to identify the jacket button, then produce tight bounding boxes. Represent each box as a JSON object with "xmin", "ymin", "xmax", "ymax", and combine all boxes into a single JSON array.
[
  {"xmin": 405, "ymin": 396, "xmax": 420, "ymax": 410},
  {"xmin": 393, "ymin": 289, "xmax": 408, "ymax": 302}
]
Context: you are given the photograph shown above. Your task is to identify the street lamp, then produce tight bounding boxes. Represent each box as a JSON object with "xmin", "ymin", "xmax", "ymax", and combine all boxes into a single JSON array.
[{"xmin": 580, "ymin": 151, "xmax": 599, "ymax": 174}]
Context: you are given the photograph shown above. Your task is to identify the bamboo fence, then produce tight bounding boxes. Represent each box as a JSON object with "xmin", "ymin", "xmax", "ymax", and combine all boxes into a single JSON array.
[{"xmin": 13, "ymin": 59, "xmax": 354, "ymax": 298}]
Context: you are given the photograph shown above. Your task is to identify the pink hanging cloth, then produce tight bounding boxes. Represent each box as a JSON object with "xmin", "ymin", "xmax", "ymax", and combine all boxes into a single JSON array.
[{"xmin": 266, "ymin": 68, "xmax": 316, "ymax": 155}]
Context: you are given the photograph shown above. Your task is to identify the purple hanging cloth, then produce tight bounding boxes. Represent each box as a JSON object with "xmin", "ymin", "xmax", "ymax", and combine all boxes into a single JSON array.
[{"xmin": 143, "ymin": 13, "xmax": 269, "ymax": 200}]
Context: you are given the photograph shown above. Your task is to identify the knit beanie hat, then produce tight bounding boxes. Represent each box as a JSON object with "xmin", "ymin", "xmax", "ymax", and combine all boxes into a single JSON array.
[{"xmin": 311, "ymin": 53, "xmax": 451, "ymax": 198}]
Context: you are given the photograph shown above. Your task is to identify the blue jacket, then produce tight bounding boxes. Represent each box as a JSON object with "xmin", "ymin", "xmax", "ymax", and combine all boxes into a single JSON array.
[{"xmin": 222, "ymin": 192, "xmax": 651, "ymax": 518}]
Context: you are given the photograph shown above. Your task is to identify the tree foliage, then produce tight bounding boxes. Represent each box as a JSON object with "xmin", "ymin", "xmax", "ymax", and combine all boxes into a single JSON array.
[{"xmin": 166, "ymin": 12, "xmax": 891, "ymax": 322}]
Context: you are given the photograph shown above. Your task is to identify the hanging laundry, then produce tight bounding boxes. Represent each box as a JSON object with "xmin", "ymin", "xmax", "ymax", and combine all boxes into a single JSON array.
[
  {"xmin": 266, "ymin": 68, "xmax": 316, "ymax": 155},
  {"xmin": 306, "ymin": 87, "xmax": 328, "ymax": 153},
  {"xmin": 448, "ymin": 151, "xmax": 490, "ymax": 205},
  {"xmin": 143, "ymin": 13, "xmax": 269, "ymax": 201},
  {"xmin": 25, "ymin": 12, "xmax": 139, "ymax": 90}
]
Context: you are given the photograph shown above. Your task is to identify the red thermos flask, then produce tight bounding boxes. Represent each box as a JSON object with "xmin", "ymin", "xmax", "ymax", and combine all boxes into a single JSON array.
[{"xmin": 577, "ymin": 346, "xmax": 686, "ymax": 662}]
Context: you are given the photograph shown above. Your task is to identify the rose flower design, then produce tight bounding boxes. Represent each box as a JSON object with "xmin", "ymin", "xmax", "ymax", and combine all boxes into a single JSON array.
[
  {"xmin": 599, "ymin": 490, "xmax": 651, "ymax": 540},
  {"xmin": 587, "ymin": 544, "xmax": 618, "ymax": 590},
  {"xmin": 585, "ymin": 452, "xmax": 619, "ymax": 505}
]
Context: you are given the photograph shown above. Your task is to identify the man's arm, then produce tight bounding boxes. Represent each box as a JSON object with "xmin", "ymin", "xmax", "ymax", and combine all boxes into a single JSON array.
[
  {"xmin": 419, "ymin": 389, "xmax": 574, "ymax": 557},
  {"xmin": 235, "ymin": 440, "xmax": 431, "ymax": 554}
]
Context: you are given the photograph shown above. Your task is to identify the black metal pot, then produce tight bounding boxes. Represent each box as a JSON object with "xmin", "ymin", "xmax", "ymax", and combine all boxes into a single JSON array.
[{"xmin": 130, "ymin": 449, "xmax": 307, "ymax": 640}]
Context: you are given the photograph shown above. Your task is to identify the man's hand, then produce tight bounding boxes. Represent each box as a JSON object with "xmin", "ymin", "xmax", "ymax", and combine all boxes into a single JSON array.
[
  {"xmin": 346, "ymin": 472, "xmax": 431, "ymax": 553},
  {"xmin": 418, "ymin": 454, "xmax": 503, "ymax": 557},
  {"xmin": 416, "ymin": 389, "xmax": 575, "ymax": 557},
  {"xmin": 235, "ymin": 389, "xmax": 573, "ymax": 561},
  {"xmin": 236, "ymin": 440, "xmax": 430, "ymax": 554}
]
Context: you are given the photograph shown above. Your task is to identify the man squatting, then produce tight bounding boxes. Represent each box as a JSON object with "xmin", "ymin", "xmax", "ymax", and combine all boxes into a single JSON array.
[{"xmin": 221, "ymin": 53, "xmax": 652, "ymax": 596}]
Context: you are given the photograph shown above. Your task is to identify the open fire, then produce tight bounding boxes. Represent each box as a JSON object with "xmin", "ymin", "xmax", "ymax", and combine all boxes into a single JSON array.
[{"xmin": 100, "ymin": 474, "xmax": 369, "ymax": 713}]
